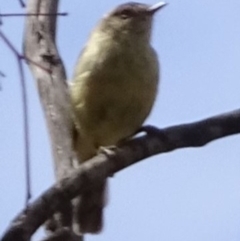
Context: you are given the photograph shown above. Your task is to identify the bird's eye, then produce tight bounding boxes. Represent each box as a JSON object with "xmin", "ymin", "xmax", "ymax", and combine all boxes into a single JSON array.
[{"xmin": 119, "ymin": 9, "xmax": 134, "ymax": 19}]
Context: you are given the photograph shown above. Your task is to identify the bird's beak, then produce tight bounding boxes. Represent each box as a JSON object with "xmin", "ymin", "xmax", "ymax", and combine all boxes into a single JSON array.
[{"xmin": 147, "ymin": 2, "xmax": 168, "ymax": 14}]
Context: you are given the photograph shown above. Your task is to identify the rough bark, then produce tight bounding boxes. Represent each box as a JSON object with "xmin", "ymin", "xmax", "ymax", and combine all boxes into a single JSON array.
[{"xmin": 22, "ymin": 0, "xmax": 74, "ymax": 236}]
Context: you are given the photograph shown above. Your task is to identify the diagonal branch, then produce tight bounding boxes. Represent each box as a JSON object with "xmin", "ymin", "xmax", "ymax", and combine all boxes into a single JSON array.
[{"xmin": 1, "ymin": 108, "xmax": 240, "ymax": 241}]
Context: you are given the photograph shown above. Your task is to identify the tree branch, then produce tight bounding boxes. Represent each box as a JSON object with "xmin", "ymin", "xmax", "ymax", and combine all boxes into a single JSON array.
[
  {"xmin": 23, "ymin": 0, "xmax": 74, "ymax": 235},
  {"xmin": 1, "ymin": 108, "xmax": 240, "ymax": 241},
  {"xmin": 23, "ymin": 0, "xmax": 73, "ymax": 181}
]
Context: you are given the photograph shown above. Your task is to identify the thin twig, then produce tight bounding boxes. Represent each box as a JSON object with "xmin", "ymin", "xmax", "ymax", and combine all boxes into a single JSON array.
[
  {"xmin": 0, "ymin": 70, "xmax": 5, "ymax": 90},
  {"xmin": 0, "ymin": 30, "xmax": 19, "ymax": 55},
  {"xmin": 21, "ymin": 55, "xmax": 52, "ymax": 73},
  {"xmin": 0, "ymin": 10, "xmax": 2, "ymax": 25},
  {"xmin": 0, "ymin": 70, "xmax": 6, "ymax": 77},
  {"xmin": 0, "ymin": 12, "xmax": 68, "ymax": 17},
  {"xmin": 18, "ymin": 56, "xmax": 31, "ymax": 204},
  {"xmin": 18, "ymin": 0, "xmax": 26, "ymax": 8},
  {"xmin": 0, "ymin": 30, "xmax": 31, "ymax": 206}
]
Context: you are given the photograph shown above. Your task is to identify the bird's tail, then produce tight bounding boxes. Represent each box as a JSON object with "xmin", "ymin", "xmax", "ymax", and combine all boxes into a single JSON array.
[{"xmin": 73, "ymin": 180, "xmax": 107, "ymax": 234}]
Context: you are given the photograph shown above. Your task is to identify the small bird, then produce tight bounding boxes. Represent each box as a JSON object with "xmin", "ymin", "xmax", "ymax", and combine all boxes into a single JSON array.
[{"xmin": 70, "ymin": 1, "xmax": 166, "ymax": 234}]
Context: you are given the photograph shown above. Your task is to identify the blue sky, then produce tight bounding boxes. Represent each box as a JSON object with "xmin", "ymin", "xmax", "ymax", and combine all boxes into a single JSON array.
[{"xmin": 1, "ymin": 0, "xmax": 240, "ymax": 241}]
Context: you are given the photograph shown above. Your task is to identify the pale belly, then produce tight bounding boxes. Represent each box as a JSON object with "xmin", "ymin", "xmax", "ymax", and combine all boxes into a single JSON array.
[
  {"xmin": 77, "ymin": 73, "xmax": 157, "ymax": 147},
  {"xmin": 71, "ymin": 43, "xmax": 159, "ymax": 160}
]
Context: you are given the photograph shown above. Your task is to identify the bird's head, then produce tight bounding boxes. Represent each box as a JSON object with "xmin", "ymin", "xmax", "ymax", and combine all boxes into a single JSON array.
[{"xmin": 99, "ymin": 2, "xmax": 167, "ymax": 41}]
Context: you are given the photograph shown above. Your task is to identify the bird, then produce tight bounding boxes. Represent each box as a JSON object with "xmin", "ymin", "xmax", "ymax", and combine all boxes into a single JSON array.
[{"xmin": 70, "ymin": 1, "xmax": 166, "ymax": 234}]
